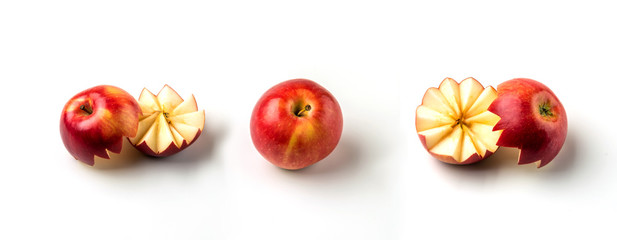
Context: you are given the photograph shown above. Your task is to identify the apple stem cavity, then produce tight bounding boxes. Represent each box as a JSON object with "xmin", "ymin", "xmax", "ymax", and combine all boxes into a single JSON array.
[
  {"xmin": 80, "ymin": 104, "xmax": 93, "ymax": 115},
  {"xmin": 295, "ymin": 104, "xmax": 312, "ymax": 117}
]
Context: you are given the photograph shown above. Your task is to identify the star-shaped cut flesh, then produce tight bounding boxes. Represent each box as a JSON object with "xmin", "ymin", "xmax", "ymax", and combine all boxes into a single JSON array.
[
  {"xmin": 128, "ymin": 85, "xmax": 205, "ymax": 157},
  {"xmin": 416, "ymin": 78, "xmax": 502, "ymax": 164}
]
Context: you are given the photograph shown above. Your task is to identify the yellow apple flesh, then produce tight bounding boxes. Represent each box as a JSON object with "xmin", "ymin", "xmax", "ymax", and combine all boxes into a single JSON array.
[
  {"xmin": 129, "ymin": 85, "xmax": 205, "ymax": 157},
  {"xmin": 416, "ymin": 78, "xmax": 502, "ymax": 165}
]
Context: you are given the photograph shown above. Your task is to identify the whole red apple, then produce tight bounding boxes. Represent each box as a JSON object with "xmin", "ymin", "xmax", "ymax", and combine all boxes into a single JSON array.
[
  {"xmin": 250, "ymin": 79, "xmax": 343, "ymax": 170},
  {"xmin": 488, "ymin": 78, "xmax": 567, "ymax": 168},
  {"xmin": 60, "ymin": 85, "xmax": 140, "ymax": 166}
]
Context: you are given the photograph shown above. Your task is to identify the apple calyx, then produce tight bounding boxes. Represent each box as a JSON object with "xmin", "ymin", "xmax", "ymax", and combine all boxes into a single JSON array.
[
  {"xmin": 538, "ymin": 102, "xmax": 553, "ymax": 118},
  {"xmin": 488, "ymin": 78, "xmax": 567, "ymax": 168},
  {"xmin": 416, "ymin": 77, "xmax": 502, "ymax": 165},
  {"xmin": 128, "ymin": 85, "xmax": 205, "ymax": 157}
]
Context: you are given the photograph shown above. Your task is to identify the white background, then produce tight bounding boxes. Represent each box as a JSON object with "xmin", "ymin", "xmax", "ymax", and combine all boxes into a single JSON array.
[{"xmin": 1, "ymin": 1, "xmax": 615, "ymax": 239}]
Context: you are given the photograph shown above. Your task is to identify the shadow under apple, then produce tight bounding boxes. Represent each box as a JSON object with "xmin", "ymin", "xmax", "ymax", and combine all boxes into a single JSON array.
[
  {"xmin": 431, "ymin": 148, "xmax": 511, "ymax": 184},
  {"xmin": 88, "ymin": 139, "xmax": 146, "ymax": 170},
  {"xmin": 289, "ymin": 134, "xmax": 362, "ymax": 177},
  {"xmin": 435, "ymin": 146, "xmax": 518, "ymax": 174},
  {"xmin": 89, "ymin": 114, "xmax": 226, "ymax": 173},
  {"xmin": 87, "ymin": 116, "xmax": 227, "ymax": 188},
  {"xmin": 144, "ymin": 115, "xmax": 226, "ymax": 167},
  {"xmin": 435, "ymin": 129, "xmax": 579, "ymax": 184},
  {"xmin": 541, "ymin": 129, "xmax": 578, "ymax": 173}
]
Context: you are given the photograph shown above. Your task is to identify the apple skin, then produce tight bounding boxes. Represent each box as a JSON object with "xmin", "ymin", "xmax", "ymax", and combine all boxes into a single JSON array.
[
  {"xmin": 60, "ymin": 85, "xmax": 140, "ymax": 166},
  {"xmin": 488, "ymin": 78, "xmax": 567, "ymax": 168},
  {"xmin": 250, "ymin": 79, "xmax": 343, "ymax": 170}
]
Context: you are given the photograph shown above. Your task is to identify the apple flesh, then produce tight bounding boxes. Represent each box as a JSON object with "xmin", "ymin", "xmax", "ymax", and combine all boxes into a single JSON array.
[
  {"xmin": 416, "ymin": 78, "xmax": 502, "ymax": 165},
  {"xmin": 60, "ymin": 85, "xmax": 140, "ymax": 166},
  {"xmin": 128, "ymin": 85, "xmax": 205, "ymax": 157},
  {"xmin": 488, "ymin": 78, "xmax": 567, "ymax": 168},
  {"xmin": 250, "ymin": 79, "xmax": 343, "ymax": 170}
]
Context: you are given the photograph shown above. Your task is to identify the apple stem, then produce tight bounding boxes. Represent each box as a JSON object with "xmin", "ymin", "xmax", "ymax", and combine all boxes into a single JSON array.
[
  {"xmin": 297, "ymin": 105, "xmax": 312, "ymax": 116},
  {"xmin": 80, "ymin": 105, "xmax": 93, "ymax": 115}
]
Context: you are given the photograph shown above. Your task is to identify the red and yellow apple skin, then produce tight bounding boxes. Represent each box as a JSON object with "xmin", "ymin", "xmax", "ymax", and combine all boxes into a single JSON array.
[
  {"xmin": 488, "ymin": 78, "xmax": 567, "ymax": 168},
  {"xmin": 59, "ymin": 85, "xmax": 140, "ymax": 166},
  {"xmin": 250, "ymin": 79, "xmax": 343, "ymax": 170}
]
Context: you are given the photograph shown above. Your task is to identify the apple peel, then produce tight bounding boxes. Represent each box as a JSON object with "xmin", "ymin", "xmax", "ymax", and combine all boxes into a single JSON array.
[{"xmin": 488, "ymin": 78, "xmax": 567, "ymax": 168}]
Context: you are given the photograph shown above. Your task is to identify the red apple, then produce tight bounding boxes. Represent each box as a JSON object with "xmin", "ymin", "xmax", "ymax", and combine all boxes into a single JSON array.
[
  {"xmin": 416, "ymin": 78, "xmax": 502, "ymax": 165},
  {"xmin": 488, "ymin": 78, "xmax": 567, "ymax": 168},
  {"xmin": 250, "ymin": 79, "xmax": 343, "ymax": 170},
  {"xmin": 60, "ymin": 85, "xmax": 140, "ymax": 166},
  {"xmin": 128, "ymin": 85, "xmax": 205, "ymax": 157}
]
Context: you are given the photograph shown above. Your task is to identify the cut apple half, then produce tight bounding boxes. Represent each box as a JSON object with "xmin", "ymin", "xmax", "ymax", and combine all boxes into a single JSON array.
[
  {"xmin": 488, "ymin": 78, "xmax": 567, "ymax": 168},
  {"xmin": 416, "ymin": 77, "xmax": 503, "ymax": 165},
  {"xmin": 128, "ymin": 85, "xmax": 205, "ymax": 157}
]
